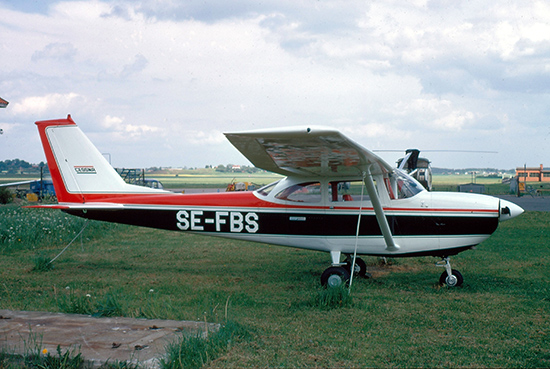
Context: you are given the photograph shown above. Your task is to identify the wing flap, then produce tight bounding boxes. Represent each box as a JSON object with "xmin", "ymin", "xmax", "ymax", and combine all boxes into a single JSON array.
[{"xmin": 225, "ymin": 126, "xmax": 392, "ymax": 177}]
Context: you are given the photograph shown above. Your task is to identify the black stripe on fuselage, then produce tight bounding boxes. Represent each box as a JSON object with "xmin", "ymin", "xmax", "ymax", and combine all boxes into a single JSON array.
[{"xmin": 65, "ymin": 208, "xmax": 499, "ymax": 237}]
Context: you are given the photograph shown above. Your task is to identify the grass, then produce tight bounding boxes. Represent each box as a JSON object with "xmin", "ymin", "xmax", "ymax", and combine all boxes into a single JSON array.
[
  {"xmin": 159, "ymin": 321, "xmax": 251, "ymax": 369},
  {"xmin": 1, "ymin": 204, "xmax": 549, "ymax": 367}
]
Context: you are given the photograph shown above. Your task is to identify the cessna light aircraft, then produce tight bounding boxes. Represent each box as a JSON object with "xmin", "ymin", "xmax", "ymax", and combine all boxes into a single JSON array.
[{"xmin": 31, "ymin": 115, "xmax": 523, "ymax": 288}]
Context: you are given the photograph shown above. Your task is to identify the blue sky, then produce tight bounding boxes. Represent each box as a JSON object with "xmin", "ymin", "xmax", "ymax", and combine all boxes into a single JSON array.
[{"xmin": 1, "ymin": 0, "xmax": 549, "ymax": 169}]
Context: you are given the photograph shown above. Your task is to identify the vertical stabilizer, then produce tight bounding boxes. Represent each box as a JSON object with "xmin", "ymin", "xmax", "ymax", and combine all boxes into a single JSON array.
[{"xmin": 35, "ymin": 115, "xmax": 165, "ymax": 203}]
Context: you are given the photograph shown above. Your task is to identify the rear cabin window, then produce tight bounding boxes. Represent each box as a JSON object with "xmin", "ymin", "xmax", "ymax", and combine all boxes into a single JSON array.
[
  {"xmin": 329, "ymin": 180, "xmax": 371, "ymax": 202},
  {"xmin": 275, "ymin": 182, "xmax": 322, "ymax": 203}
]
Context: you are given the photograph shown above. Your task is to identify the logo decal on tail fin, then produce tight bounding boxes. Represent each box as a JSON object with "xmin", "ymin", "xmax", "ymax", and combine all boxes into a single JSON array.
[{"xmin": 74, "ymin": 166, "xmax": 97, "ymax": 174}]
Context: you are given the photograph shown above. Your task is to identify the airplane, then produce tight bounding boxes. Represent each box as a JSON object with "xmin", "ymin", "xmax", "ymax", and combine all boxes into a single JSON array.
[{"xmin": 29, "ymin": 115, "xmax": 523, "ymax": 288}]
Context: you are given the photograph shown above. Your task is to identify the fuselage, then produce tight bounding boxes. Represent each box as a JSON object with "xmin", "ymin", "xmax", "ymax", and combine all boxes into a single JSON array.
[{"xmin": 63, "ymin": 173, "xmax": 521, "ymax": 258}]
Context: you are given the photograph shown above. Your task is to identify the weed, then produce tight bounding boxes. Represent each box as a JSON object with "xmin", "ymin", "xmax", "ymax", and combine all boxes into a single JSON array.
[
  {"xmin": 159, "ymin": 321, "xmax": 251, "ymax": 369},
  {"xmin": 93, "ymin": 291, "xmax": 124, "ymax": 317},
  {"xmin": 313, "ymin": 285, "xmax": 354, "ymax": 309},
  {"xmin": 57, "ymin": 290, "xmax": 94, "ymax": 315},
  {"xmin": 40, "ymin": 345, "xmax": 84, "ymax": 369},
  {"xmin": 136, "ymin": 290, "xmax": 174, "ymax": 319},
  {"xmin": 31, "ymin": 253, "xmax": 54, "ymax": 272},
  {"xmin": 0, "ymin": 332, "xmax": 84, "ymax": 369}
]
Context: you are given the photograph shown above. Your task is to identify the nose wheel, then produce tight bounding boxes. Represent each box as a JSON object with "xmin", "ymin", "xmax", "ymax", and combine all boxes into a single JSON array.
[{"xmin": 436, "ymin": 257, "xmax": 463, "ymax": 287}]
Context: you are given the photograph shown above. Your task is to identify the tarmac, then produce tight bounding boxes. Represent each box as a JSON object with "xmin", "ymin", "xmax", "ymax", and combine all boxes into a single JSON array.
[
  {"xmin": 0, "ymin": 309, "xmax": 219, "ymax": 368},
  {"xmin": 495, "ymin": 194, "xmax": 550, "ymax": 212}
]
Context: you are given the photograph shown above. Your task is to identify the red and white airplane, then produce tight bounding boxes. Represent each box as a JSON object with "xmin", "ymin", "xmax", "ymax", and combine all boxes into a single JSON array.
[{"xmin": 32, "ymin": 115, "xmax": 523, "ymax": 288}]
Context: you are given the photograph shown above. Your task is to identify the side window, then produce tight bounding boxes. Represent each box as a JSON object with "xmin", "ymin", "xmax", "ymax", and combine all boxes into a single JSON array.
[
  {"xmin": 275, "ymin": 182, "xmax": 322, "ymax": 202},
  {"xmin": 329, "ymin": 180, "xmax": 371, "ymax": 202}
]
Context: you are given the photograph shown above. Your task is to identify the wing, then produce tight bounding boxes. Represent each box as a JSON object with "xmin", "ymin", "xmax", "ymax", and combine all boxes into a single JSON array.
[
  {"xmin": 224, "ymin": 126, "xmax": 393, "ymax": 177},
  {"xmin": 0, "ymin": 180, "xmax": 36, "ymax": 187}
]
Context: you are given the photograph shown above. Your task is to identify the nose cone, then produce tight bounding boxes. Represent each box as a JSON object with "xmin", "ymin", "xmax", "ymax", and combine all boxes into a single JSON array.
[{"xmin": 499, "ymin": 199, "xmax": 524, "ymax": 221}]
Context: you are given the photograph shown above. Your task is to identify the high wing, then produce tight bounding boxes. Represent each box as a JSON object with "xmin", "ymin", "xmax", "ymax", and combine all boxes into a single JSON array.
[{"xmin": 224, "ymin": 126, "xmax": 393, "ymax": 178}]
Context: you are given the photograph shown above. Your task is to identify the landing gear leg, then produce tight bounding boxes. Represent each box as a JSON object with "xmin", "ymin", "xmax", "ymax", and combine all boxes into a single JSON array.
[{"xmin": 436, "ymin": 257, "xmax": 463, "ymax": 287}]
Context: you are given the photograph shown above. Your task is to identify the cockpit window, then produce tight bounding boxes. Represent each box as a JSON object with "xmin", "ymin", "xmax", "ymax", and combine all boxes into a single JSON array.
[
  {"xmin": 395, "ymin": 170, "xmax": 423, "ymax": 199},
  {"xmin": 257, "ymin": 180, "xmax": 280, "ymax": 196},
  {"xmin": 275, "ymin": 182, "xmax": 322, "ymax": 202}
]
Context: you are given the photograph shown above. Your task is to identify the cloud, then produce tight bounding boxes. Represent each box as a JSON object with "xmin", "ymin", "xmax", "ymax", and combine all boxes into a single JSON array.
[
  {"xmin": 31, "ymin": 42, "xmax": 77, "ymax": 62},
  {"xmin": 2, "ymin": 0, "xmax": 550, "ymax": 169},
  {"xmin": 101, "ymin": 114, "xmax": 160, "ymax": 138},
  {"xmin": 10, "ymin": 93, "xmax": 83, "ymax": 116},
  {"xmin": 120, "ymin": 54, "xmax": 149, "ymax": 78}
]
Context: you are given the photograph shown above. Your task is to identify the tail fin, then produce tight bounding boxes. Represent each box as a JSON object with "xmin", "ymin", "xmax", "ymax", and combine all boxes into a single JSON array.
[{"xmin": 36, "ymin": 115, "xmax": 165, "ymax": 203}]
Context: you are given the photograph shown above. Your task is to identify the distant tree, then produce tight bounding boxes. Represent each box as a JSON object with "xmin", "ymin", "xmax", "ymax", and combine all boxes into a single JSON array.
[{"xmin": 0, "ymin": 159, "xmax": 33, "ymax": 174}]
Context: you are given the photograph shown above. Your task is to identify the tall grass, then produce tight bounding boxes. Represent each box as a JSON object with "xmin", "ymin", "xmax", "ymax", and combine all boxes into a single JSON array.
[
  {"xmin": 159, "ymin": 321, "xmax": 251, "ymax": 369},
  {"xmin": 0, "ymin": 205, "xmax": 121, "ymax": 254}
]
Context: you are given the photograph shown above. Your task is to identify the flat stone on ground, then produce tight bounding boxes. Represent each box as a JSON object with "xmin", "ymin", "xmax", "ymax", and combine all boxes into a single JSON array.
[{"xmin": 0, "ymin": 309, "xmax": 219, "ymax": 368}]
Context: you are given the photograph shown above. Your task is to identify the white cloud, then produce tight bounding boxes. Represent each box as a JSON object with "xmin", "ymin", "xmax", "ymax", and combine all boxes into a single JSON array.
[
  {"xmin": 1, "ymin": 0, "xmax": 550, "ymax": 169},
  {"xmin": 101, "ymin": 114, "xmax": 160, "ymax": 139},
  {"xmin": 11, "ymin": 93, "xmax": 82, "ymax": 116}
]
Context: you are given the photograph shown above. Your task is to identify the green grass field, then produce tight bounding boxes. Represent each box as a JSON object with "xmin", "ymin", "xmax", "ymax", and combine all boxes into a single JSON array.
[{"xmin": 1, "ymin": 204, "xmax": 549, "ymax": 367}]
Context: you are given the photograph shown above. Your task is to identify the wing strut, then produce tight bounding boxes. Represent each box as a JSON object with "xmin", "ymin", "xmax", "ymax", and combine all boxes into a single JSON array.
[{"xmin": 363, "ymin": 166, "xmax": 400, "ymax": 252}]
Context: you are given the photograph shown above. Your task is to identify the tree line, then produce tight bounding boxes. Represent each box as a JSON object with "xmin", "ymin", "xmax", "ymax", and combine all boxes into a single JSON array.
[{"xmin": 0, "ymin": 159, "xmax": 48, "ymax": 174}]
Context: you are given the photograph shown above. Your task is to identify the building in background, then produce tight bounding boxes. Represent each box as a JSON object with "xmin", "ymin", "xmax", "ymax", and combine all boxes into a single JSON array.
[{"xmin": 516, "ymin": 164, "xmax": 550, "ymax": 182}]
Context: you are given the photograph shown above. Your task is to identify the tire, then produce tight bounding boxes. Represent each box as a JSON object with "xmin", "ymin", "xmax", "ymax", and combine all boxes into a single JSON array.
[
  {"xmin": 439, "ymin": 269, "xmax": 464, "ymax": 287},
  {"xmin": 345, "ymin": 257, "xmax": 367, "ymax": 278},
  {"xmin": 321, "ymin": 266, "xmax": 351, "ymax": 288}
]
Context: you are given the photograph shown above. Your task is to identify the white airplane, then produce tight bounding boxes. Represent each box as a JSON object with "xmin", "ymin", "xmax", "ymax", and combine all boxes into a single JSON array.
[{"xmin": 30, "ymin": 115, "xmax": 523, "ymax": 288}]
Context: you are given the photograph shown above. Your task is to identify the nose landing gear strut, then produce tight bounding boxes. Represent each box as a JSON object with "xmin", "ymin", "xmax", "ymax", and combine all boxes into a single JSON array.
[{"xmin": 436, "ymin": 257, "xmax": 463, "ymax": 287}]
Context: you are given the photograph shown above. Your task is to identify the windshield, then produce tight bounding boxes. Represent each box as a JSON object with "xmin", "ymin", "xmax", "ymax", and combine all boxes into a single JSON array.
[
  {"xmin": 256, "ymin": 180, "xmax": 280, "ymax": 196},
  {"xmin": 395, "ymin": 169, "xmax": 424, "ymax": 199}
]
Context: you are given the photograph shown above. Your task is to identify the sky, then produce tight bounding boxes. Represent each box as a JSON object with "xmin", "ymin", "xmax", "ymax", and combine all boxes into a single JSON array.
[{"xmin": 1, "ymin": 0, "xmax": 549, "ymax": 170}]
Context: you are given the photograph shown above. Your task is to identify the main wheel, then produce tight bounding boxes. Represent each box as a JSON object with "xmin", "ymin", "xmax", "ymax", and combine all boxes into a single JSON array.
[
  {"xmin": 321, "ymin": 266, "xmax": 351, "ymax": 288},
  {"xmin": 439, "ymin": 269, "xmax": 463, "ymax": 287},
  {"xmin": 344, "ymin": 257, "xmax": 368, "ymax": 278}
]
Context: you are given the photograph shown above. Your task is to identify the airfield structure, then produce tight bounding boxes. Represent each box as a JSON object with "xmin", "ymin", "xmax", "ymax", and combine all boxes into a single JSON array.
[{"xmin": 516, "ymin": 164, "xmax": 550, "ymax": 182}]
